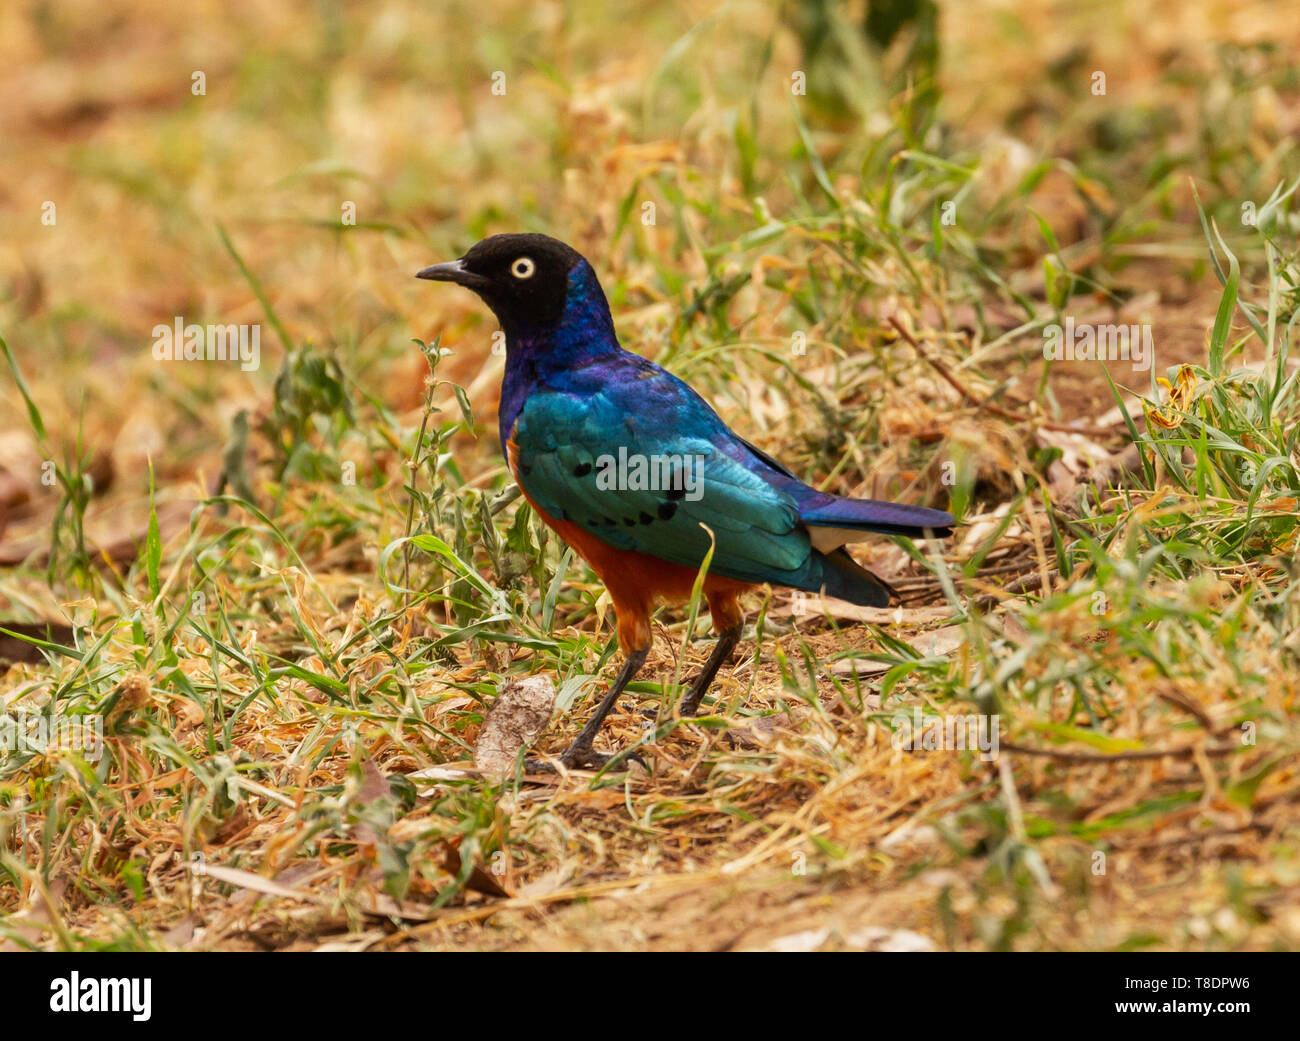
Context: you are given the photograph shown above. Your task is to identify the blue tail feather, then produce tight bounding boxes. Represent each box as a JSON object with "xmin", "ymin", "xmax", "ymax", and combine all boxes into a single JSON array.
[{"xmin": 799, "ymin": 496, "xmax": 955, "ymax": 539}]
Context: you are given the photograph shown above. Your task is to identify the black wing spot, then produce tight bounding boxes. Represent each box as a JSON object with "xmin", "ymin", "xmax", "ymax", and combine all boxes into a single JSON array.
[
  {"xmin": 604, "ymin": 516, "xmax": 617, "ymax": 526},
  {"xmin": 658, "ymin": 501, "xmax": 678, "ymax": 521},
  {"xmin": 639, "ymin": 512, "xmax": 654, "ymax": 525},
  {"xmin": 666, "ymin": 465, "xmax": 688, "ymax": 500},
  {"xmin": 573, "ymin": 462, "xmax": 592, "ymax": 477},
  {"xmin": 519, "ymin": 462, "xmax": 532, "ymax": 477},
  {"xmin": 623, "ymin": 517, "xmax": 637, "ymax": 527}
]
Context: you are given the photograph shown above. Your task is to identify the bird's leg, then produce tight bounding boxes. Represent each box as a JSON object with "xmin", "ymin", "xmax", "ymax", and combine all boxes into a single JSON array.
[
  {"xmin": 679, "ymin": 621, "xmax": 743, "ymax": 717},
  {"xmin": 680, "ymin": 591, "xmax": 745, "ymax": 717},
  {"xmin": 541, "ymin": 646, "xmax": 648, "ymax": 771}
]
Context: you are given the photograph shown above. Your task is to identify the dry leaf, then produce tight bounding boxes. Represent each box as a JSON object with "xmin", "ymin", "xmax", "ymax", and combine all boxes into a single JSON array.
[
  {"xmin": 441, "ymin": 840, "xmax": 513, "ymax": 899},
  {"xmin": 193, "ymin": 862, "xmax": 316, "ymax": 902},
  {"xmin": 474, "ymin": 675, "xmax": 556, "ymax": 776},
  {"xmin": 1145, "ymin": 364, "xmax": 1197, "ymax": 429}
]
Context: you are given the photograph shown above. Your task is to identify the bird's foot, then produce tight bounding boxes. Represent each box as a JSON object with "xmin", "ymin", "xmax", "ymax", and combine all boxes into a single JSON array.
[
  {"xmin": 558, "ymin": 742, "xmax": 616, "ymax": 771},
  {"xmin": 524, "ymin": 742, "xmax": 645, "ymax": 775},
  {"xmin": 676, "ymin": 674, "xmax": 702, "ymax": 717},
  {"xmin": 679, "ymin": 685, "xmax": 709, "ymax": 718}
]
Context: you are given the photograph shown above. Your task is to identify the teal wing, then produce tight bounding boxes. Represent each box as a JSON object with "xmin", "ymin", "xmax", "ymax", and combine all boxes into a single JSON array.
[{"xmin": 513, "ymin": 387, "xmax": 819, "ymax": 588}]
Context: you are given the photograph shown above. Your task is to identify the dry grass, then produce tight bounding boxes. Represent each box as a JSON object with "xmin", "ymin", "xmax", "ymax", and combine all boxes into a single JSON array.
[{"xmin": 1, "ymin": 0, "xmax": 1299, "ymax": 951}]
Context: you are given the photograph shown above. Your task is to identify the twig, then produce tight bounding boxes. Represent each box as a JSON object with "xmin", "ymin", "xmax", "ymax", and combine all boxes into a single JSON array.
[
  {"xmin": 1000, "ymin": 741, "xmax": 1239, "ymax": 762},
  {"xmin": 973, "ymin": 569, "xmax": 1053, "ymax": 607}
]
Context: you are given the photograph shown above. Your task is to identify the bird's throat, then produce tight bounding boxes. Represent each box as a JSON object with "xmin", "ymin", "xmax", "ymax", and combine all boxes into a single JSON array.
[{"xmin": 496, "ymin": 261, "xmax": 623, "ymax": 454}]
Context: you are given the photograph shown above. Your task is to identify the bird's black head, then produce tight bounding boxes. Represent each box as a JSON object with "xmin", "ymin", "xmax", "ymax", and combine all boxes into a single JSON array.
[{"xmin": 416, "ymin": 233, "xmax": 586, "ymax": 332}]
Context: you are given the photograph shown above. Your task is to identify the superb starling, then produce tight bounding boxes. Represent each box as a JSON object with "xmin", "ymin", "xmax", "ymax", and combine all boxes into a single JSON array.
[{"xmin": 418, "ymin": 234, "xmax": 953, "ymax": 769}]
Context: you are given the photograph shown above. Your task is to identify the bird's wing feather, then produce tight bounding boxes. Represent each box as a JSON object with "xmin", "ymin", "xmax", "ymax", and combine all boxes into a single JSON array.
[{"xmin": 513, "ymin": 379, "xmax": 816, "ymax": 585}]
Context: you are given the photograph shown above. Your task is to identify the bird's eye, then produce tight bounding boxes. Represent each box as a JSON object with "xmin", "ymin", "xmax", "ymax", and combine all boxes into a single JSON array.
[{"xmin": 511, "ymin": 257, "xmax": 536, "ymax": 279}]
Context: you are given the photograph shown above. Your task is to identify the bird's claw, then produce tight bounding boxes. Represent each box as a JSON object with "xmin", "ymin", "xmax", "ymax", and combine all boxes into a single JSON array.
[
  {"xmin": 678, "ymin": 689, "xmax": 706, "ymax": 717},
  {"xmin": 523, "ymin": 743, "xmax": 647, "ymax": 776}
]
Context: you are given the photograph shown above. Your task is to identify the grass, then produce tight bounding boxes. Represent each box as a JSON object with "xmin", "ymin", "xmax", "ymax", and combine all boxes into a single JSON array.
[{"xmin": 0, "ymin": 0, "xmax": 1298, "ymax": 950}]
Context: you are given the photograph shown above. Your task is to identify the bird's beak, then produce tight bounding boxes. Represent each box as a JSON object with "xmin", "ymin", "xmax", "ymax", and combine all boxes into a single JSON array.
[{"xmin": 415, "ymin": 258, "xmax": 490, "ymax": 290}]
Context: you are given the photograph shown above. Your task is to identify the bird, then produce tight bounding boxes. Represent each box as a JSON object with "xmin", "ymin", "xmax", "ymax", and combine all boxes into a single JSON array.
[{"xmin": 417, "ymin": 233, "xmax": 953, "ymax": 770}]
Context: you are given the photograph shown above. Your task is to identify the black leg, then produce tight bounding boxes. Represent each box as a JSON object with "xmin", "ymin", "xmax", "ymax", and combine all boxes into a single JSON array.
[
  {"xmin": 529, "ymin": 647, "xmax": 648, "ymax": 771},
  {"xmin": 679, "ymin": 622, "xmax": 742, "ymax": 717}
]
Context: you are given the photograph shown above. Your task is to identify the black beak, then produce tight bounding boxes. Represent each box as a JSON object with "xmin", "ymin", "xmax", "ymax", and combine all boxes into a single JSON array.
[{"xmin": 415, "ymin": 259, "xmax": 490, "ymax": 291}]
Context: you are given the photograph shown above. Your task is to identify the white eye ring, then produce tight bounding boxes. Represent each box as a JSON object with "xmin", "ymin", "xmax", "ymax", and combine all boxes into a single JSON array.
[{"xmin": 511, "ymin": 256, "xmax": 536, "ymax": 279}]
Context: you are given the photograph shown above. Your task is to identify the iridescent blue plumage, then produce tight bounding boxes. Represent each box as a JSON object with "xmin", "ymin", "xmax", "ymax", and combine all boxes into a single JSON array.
[{"xmin": 501, "ymin": 259, "xmax": 953, "ymax": 608}]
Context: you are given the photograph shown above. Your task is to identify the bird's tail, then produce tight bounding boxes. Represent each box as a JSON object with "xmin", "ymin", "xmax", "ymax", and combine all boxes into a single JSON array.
[
  {"xmin": 800, "ymin": 496, "xmax": 955, "ymax": 539},
  {"xmin": 814, "ymin": 548, "xmax": 898, "ymax": 608},
  {"xmin": 797, "ymin": 495, "xmax": 954, "ymax": 608}
]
